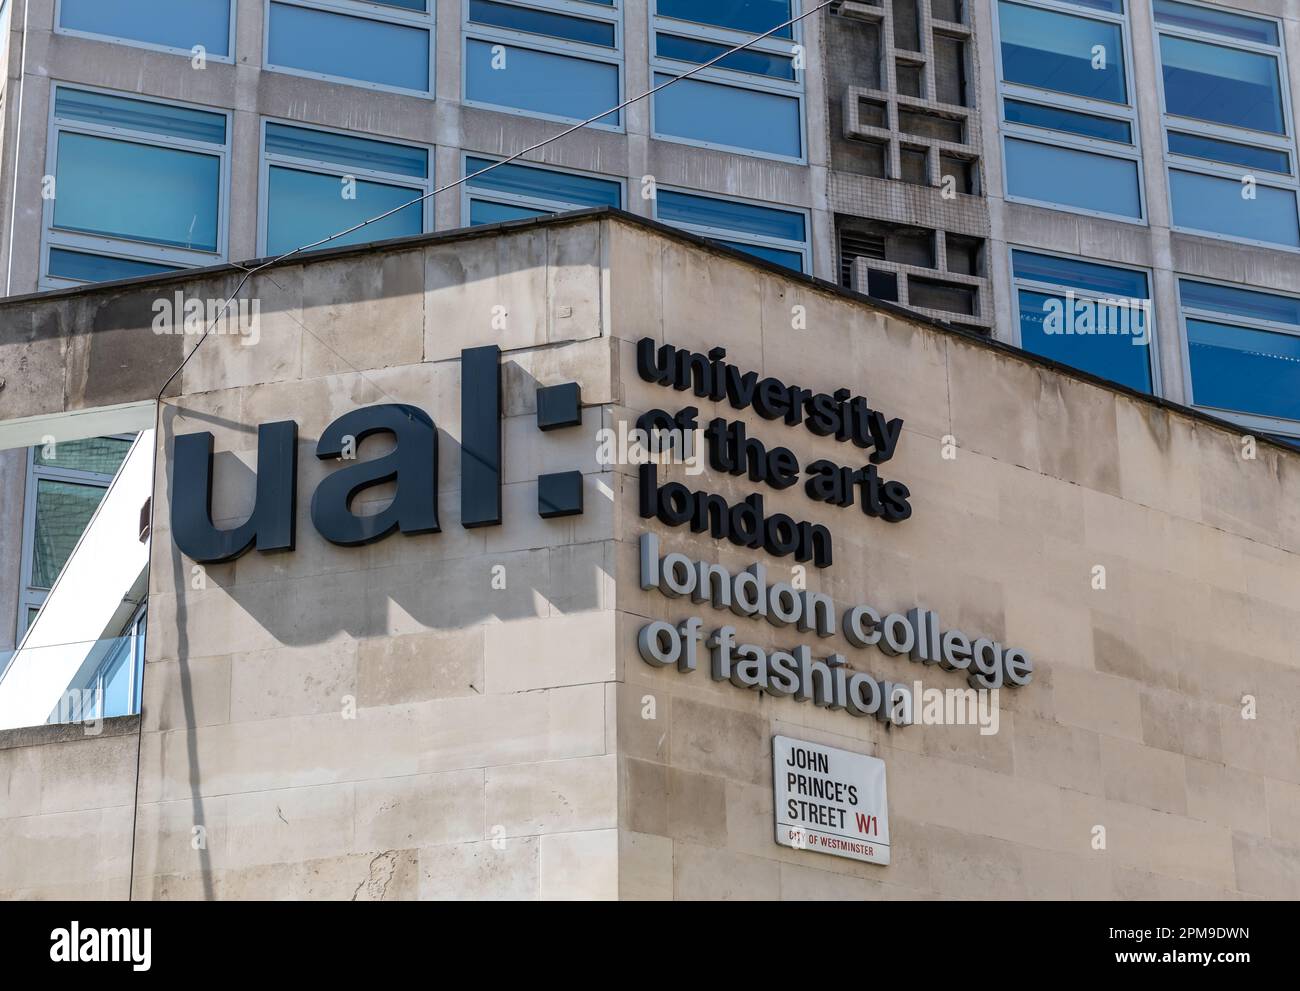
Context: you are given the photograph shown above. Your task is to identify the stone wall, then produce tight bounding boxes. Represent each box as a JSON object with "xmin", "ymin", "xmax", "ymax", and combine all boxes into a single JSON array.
[{"xmin": 605, "ymin": 219, "xmax": 1300, "ymax": 899}]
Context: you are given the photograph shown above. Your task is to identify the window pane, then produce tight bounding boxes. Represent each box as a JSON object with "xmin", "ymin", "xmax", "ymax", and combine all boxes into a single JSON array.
[
  {"xmin": 1005, "ymin": 138, "xmax": 1141, "ymax": 217},
  {"xmin": 54, "ymin": 89, "xmax": 227, "ymax": 144},
  {"xmin": 1012, "ymin": 250, "xmax": 1148, "ymax": 299},
  {"xmin": 717, "ymin": 238, "xmax": 805, "ymax": 271},
  {"xmin": 466, "ymin": 39, "xmax": 620, "ymax": 124},
  {"xmin": 468, "ymin": 0, "xmax": 616, "ymax": 47},
  {"xmin": 60, "ymin": 0, "xmax": 231, "ymax": 57},
  {"xmin": 1018, "ymin": 289, "xmax": 1153, "ymax": 392},
  {"xmin": 657, "ymin": 34, "xmax": 796, "ymax": 80},
  {"xmin": 1154, "ymin": 0, "xmax": 1277, "ymax": 45},
  {"xmin": 998, "ymin": 2, "xmax": 1127, "ymax": 104},
  {"xmin": 99, "ymin": 638, "xmax": 133, "ymax": 718},
  {"xmin": 1187, "ymin": 319, "xmax": 1300, "ymax": 421},
  {"xmin": 465, "ymin": 157, "xmax": 622, "ymax": 208},
  {"xmin": 266, "ymin": 166, "xmax": 423, "ymax": 255},
  {"xmin": 1167, "ymin": 131, "xmax": 1289, "ymax": 174},
  {"xmin": 654, "ymin": 74, "xmax": 801, "ymax": 157},
  {"xmin": 34, "ymin": 437, "xmax": 133, "ymax": 475},
  {"xmin": 658, "ymin": 190, "xmax": 806, "ymax": 241},
  {"xmin": 658, "ymin": 0, "xmax": 794, "ymax": 38},
  {"xmin": 48, "ymin": 249, "xmax": 183, "ymax": 283},
  {"xmin": 32, "ymin": 480, "xmax": 106, "ymax": 589},
  {"xmin": 1180, "ymin": 280, "xmax": 1300, "ymax": 326},
  {"xmin": 1004, "ymin": 99, "xmax": 1131, "ymax": 142},
  {"xmin": 268, "ymin": 2, "xmax": 431, "ymax": 93},
  {"xmin": 1159, "ymin": 35, "xmax": 1284, "ymax": 134},
  {"xmin": 265, "ymin": 123, "xmax": 428, "ymax": 179},
  {"xmin": 54, "ymin": 133, "xmax": 221, "ymax": 251},
  {"xmin": 470, "ymin": 200, "xmax": 551, "ymax": 225},
  {"xmin": 1170, "ymin": 170, "xmax": 1299, "ymax": 246},
  {"xmin": 372, "ymin": 0, "xmax": 427, "ymax": 9},
  {"xmin": 1063, "ymin": 0, "xmax": 1124, "ymax": 12}
]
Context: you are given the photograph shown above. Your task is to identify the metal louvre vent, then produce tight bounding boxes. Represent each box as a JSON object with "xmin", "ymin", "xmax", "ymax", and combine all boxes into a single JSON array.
[{"xmin": 838, "ymin": 229, "xmax": 886, "ymax": 287}]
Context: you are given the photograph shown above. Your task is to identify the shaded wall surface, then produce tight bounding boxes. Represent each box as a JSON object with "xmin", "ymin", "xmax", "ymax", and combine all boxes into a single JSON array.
[{"xmin": 0, "ymin": 214, "xmax": 1297, "ymax": 899}]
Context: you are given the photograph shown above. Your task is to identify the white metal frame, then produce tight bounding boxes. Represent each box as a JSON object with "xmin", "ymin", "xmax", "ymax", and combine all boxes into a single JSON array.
[
  {"xmin": 651, "ymin": 184, "xmax": 812, "ymax": 274},
  {"xmin": 461, "ymin": 0, "xmax": 625, "ymax": 132},
  {"xmin": 17, "ymin": 435, "xmax": 134, "ymax": 641},
  {"xmin": 53, "ymin": 0, "xmax": 238, "ymax": 64},
  {"xmin": 257, "ymin": 117, "xmax": 436, "ymax": 256},
  {"xmin": 648, "ymin": 0, "xmax": 808, "ymax": 164},
  {"xmin": 39, "ymin": 82, "xmax": 232, "ymax": 292},
  {"xmin": 991, "ymin": 0, "xmax": 1146, "ymax": 224},
  {"xmin": 264, "ymin": 0, "xmax": 436, "ymax": 98},
  {"xmin": 1008, "ymin": 244, "xmax": 1161, "ymax": 395},
  {"xmin": 1175, "ymin": 274, "xmax": 1300, "ymax": 438},
  {"xmin": 459, "ymin": 151, "xmax": 625, "ymax": 224},
  {"xmin": 1151, "ymin": 0, "xmax": 1300, "ymax": 251}
]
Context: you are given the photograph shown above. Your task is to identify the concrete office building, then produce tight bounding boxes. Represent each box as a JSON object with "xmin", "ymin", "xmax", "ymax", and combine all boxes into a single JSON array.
[{"xmin": 0, "ymin": 211, "xmax": 1297, "ymax": 900}]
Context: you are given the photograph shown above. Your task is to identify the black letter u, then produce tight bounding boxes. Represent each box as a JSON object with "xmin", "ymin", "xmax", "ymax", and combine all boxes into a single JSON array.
[{"xmin": 171, "ymin": 421, "xmax": 298, "ymax": 564}]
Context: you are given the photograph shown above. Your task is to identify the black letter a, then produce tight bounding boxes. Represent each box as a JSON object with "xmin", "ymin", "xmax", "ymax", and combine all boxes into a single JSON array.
[
  {"xmin": 311, "ymin": 404, "xmax": 439, "ymax": 546},
  {"xmin": 171, "ymin": 422, "xmax": 298, "ymax": 564}
]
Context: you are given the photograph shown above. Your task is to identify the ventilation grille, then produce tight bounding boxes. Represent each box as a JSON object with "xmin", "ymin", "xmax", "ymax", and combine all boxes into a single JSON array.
[{"xmin": 838, "ymin": 229, "xmax": 886, "ymax": 287}]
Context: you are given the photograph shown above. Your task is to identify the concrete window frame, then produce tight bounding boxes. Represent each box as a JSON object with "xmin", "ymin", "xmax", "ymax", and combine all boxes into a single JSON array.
[
  {"xmin": 648, "ymin": 0, "xmax": 808, "ymax": 165},
  {"xmin": 53, "ymin": 0, "xmax": 238, "ymax": 65},
  {"xmin": 650, "ymin": 184, "xmax": 812, "ymax": 274},
  {"xmin": 256, "ymin": 117, "xmax": 436, "ymax": 257},
  {"xmin": 461, "ymin": 0, "xmax": 625, "ymax": 132},
  {"xmin": 458, "ymin": 151, "xmax": 626, "ymax": 225},
  {"xmin": 264, "ymin": 0, "xmax": 436, "ymax": 98},
  {"xmin": 1150, "ymin": 0, "xmax": 1300, "ymax": 252},
  {"xmin": 39, "ymin": 84, "xmax": 233, "ymax": 293},
  {"xmin": 1174, "ymin": 275, "xmax": 1300, "ymax": 439},
  {"xmin": 991, "ymin": 0, "xmax": 1146, "ymax": 224},
  {"xmin": 16, "ymin": 436, "xmax": 136, "ymax": 642},
  {"xmin": 1007, "ymin": 244, "xmax": 1162, "ymax": 397}
]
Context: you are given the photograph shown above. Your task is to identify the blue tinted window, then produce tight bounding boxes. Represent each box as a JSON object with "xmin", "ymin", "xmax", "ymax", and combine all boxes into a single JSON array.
[
  {"xmin": 658, "ymin": 190, "xmax": 806, "ymax": 241},
  {"xmin": 48, "ymin": 249, "xmax": 182, "ymax": 283},
  {"xmin": 657, "ymin": 34, "xmax": 796, "ymax": 79},
  {"xmin": 266, "ymin": 166, "xmax": 423, "ymax": 254},
  {"xmin": 268, "ymin": 2, "xmax": 431, "ymax": 93},
  {"xmin": 1187, "ymin": 319, "xmax": 1300, "ymax": 420},
  {"xmin": 717, "ymin": 239, "xmax": 804, "ymax": 271},
  {"xmin": 266, "ymin": 123, "xmax": 428, "ymax": 178},
  {"xmin": 658, "ymin": 0, "xmax": 793, "ymax": 38},
  {"xmin": 1012, "ymin": 250, "xmax": 1149, "ymax": 298},
  {"xmin": 1180, "ymin": 280, "xmax": 1300, "ymax": 326},
  {"xmin": 469, "ymin": 0, "xmax": 616, "ymax": 47},
  {"xmin": 466, "ymin": 39, "xmax": 620, "ymax": 124},
  {"xmin": 60, "ymin": 0, "xmax": 231, "ymax": 57},
  {"xmin": 373, "ymin": 0, "xmax": 428, "ymax": 9},
  {"xmin": 1154, "ymin": 0, "xmax": 1277, "ymax": 45},
  {"xmin": 54, "ymin": 89, "xmax": 227, "ymax": 144},
  {"xmin": 470, "ymin": 200, "xmax": 551, "ymax": 225},
  {"xmin": 100, "ymin": 639, "xmax": 133, "ymax": 718},
  {"xmin": 998, "ymin": 2, "xmax": 1127, "ymax": 104},
  {"xmin": 1005, "ymin": 138, "xmax": 1141, "ymax": 217},
  {"xmin": 1167, "ymin": 132, "xmax": 1289, "ymax": 174},
  {"xmin": 1159, "ymin": 35, "xmax": 1284, "ymax": 134},
  {"xmin": 54, "ymin": 133, "xmax": 221, "ymax": 251},
  {"xmin": 465, "ymin": 157, "xmax": 621, "ymax": 207},
  {"xmin": 1170, "ymin": 170, "xmax": 1299, "ymax": 246},
  {"xmin": 654, "ymin": 74, "xmax": 801, "ymax": 157},
  {"xmin": 1064, "ymin": 0, "xmax": 1123, "ymax": 11},
  {"xmin": 1018, "ymin": 289, "xmax": 1153, "ymax": 392},
  {"xmin": 1004, "ymin": 99, "xmax": 1131, "ymax": 142}
]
